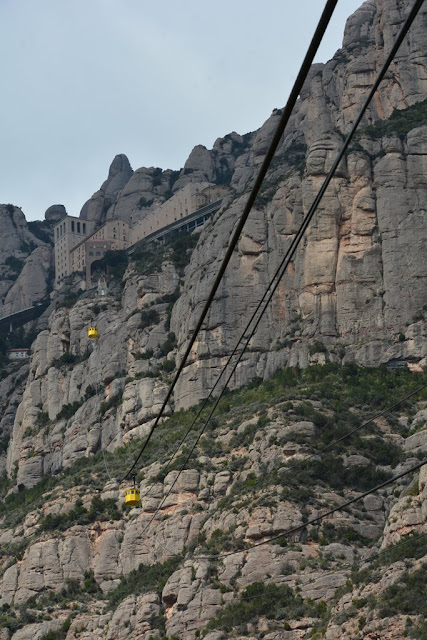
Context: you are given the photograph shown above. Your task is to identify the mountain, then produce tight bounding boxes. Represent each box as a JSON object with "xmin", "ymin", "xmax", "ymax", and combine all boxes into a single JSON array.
[{"xmin": 0, "ymin": 0, "xmax": 426, "ymax": 638}]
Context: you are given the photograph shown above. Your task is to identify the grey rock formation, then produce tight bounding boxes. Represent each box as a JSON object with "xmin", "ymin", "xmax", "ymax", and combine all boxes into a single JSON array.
[
  {"xmin": 0, "ymin": 206, "xmax": 43, "ymax": 268},
  {"xmin": 2, "ymin": 246, "xmax": 52, "ymax": 317},
  {"xmin": 44, "ymin": 204, "xmax": 67, "ymax": 222},
  {"xmin": 170, "ymin": 0, "xmax": 427, "ymax": 407},
  {"xmin": 107, "ymin": 168, "xmax": 163, "ymax": 225},
  {"xmin": 0, "ymin": 205, "xmax": 52, "ymax": 316},
  {"xmin": 80, "ymin": 154, "xmax": 134, "ymax": 224},
  {"xmin": 101, "ymin": 154, "xmax": 134, "ymax": 197}
]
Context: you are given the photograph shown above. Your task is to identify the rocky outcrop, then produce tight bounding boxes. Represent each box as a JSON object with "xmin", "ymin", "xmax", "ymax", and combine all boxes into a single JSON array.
[
  {"xmin": 80, "ymin": 154, "xmax": 134, "ymax": 225},
  {"xmin": 2, "ymin": 246, "xmax": 52, "ymax": 317},
  {"xmin": 0, "ymin": 205, "xmax": 52, "ymax": 316},
  {"xmin": 0, "ymin": 206, "xmax": 44, "ymax": 270},
  {"xmin": 170, "ymin": 0, "xmax": 427, "ymax": 407},
  {"xmin": 44, "ymin": 204, "xmax": 67, "ymax": 223},
  {"xmin": 101, "ymin": 154, "xmax": 134, "ymax": 198},
  {"xmin": 5, "ymin": 257, "xmax": 180, "ymax": 488},
  {"xmin": 0, "ymin": 374, "xmax": 426, "ymax": 639}
]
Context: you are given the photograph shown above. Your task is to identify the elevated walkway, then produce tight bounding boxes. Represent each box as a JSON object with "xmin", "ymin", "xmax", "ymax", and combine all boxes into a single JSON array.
[
  {"xmin": 128, "ymin": 199, "xmax": 223, "ymax": 254},
  {"xmin": 0, "ymin": 302, "xmax": 48, "ymax": 333}
]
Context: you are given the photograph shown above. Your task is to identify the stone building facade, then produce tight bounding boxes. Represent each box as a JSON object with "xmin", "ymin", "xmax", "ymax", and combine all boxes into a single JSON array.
[
  {"xmin": 53, "ymin": 216, "xmax": 95, "ymax": 286},
  {"xmin": 53, "ymin": 183, "xmax": 227, "ymax": 288},
  {"xmin": 70, "ymin": 220, "xmax": 131, "ymax": 286}
]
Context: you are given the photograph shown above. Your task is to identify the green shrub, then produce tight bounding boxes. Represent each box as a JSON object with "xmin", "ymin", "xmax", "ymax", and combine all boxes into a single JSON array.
[
  {"xmin": 55, "ymin": 290, "xmax": 82, "ymax": 309},
  {"xmin": 5, "ymin": 256, "xmax": 24, "ymax": 273},
  {"xmin": 160, "ymin": 358, "xmax": 175, "ymax": 373},
  {"xmin": 378, "ymin": 565, "xmax": 427, "ymax": 618},
  {"xmin": 39, "ymin": 496, "xmax": 120, "ymax": 532},
  {"xmin": 309, "ymin": 341, "xmax": 327, "ymax": 355},
  {"xmin": 99, "ymin": 390, "xmax": 123, "ymax": 415},
  {"xmin": 98, "ymin": 249, "xmax": 128, "ymax": 280},
  {"xmin": 170, "ymin": 234, "xmax": 198, "ymax": 270},
  {"xmin": 137, "ymin": 196, "xmax": 154, "ymax": 208},
  {"xmin": 84, "ymin": 384, "xmax": 97, "ymax": 400},
  {"xmin": 229, "ymin": 421, "xmax": 258, "ymax": 449},
  {"xmin": 135, "ymin": 348, "xmax": 154, "ymax": 360},
  {"xmin": 282, "ymin": 454, "xmax": 391, "ymax": 496},
  {"xmin": 318, "ymin": 522, "xmax": 371, "ymax": 546},
  {"xmin": 158, "ymin": 332, "xmax": 177, "ymax": 357},
  {"xmin": 205, "ymin": 581, "xmax": 326, "ymax": 634},
  {"xmin": 56, "ymin": 401, "xmax": 82, "ymax": 421},
  {"xmin": 359, "ymin": 98, "xmax": 427, "ymax": 140},
  {"xmin": 410, "ymin": 619, "xmax": 427, "ymax": 639},
  {"xmin": 140, "ymin": 309, "xmax": 160, "ymax": 329},
  {"xmin": 28, "ymin": 220, "xmax": 53, "ymax": 244},
  {"xmin": 36, "ymin": 411, "xmax": 50, "ymax": 427},
  {"xmin": 203, "ymin": 528, "xmax": 245, "ymax": 554},
  {"xmin": 107, "ymin": 557, "xmax": 181, "ymax": 609},
  {"xmin": 59, "ymin": 352, "xmax": 78, "ymax": 365}
]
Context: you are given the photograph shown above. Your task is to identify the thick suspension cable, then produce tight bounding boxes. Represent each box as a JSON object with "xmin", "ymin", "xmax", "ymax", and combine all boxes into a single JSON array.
[
  {"xmin": 123, "ymin": 0, "xmax": 425, "ymax": 482},
  {"xmin": 134, "ymin": 0, "xmax": 426, "ymax": 517},
  {"xmin": 122, "ymin": 0, "xmax": 340, "ymax": 481}
]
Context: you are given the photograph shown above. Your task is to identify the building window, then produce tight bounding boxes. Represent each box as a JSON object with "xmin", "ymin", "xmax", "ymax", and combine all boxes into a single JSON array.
[
  {"xmin": 77, "ymin": 222, "xmax": 81, "ymax": 233},
  {"xmin": 71, "ymin": 221, "xmax": 75, "ymax": 232},
  {"xmin": 96, "ymin": 251, "xmax": 101, "ymax": 256},
  {"xmin": 89, "ymin": 251, "xmax": 94, "ymax": 256},
  {"xmin": 83, "ymin": 223, "xmax": 86, "ymax": 234}
]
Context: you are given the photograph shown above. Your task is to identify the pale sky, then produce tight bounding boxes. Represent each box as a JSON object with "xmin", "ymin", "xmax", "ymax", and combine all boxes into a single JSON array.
[{"xmin": 0, "ymin": 1, "xmax": 361, "ymax": 222}]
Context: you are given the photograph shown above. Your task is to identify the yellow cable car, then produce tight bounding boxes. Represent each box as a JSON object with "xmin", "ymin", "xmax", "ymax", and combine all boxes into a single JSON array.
[
  {"xmin": 124, "ymin": 475, "xmax": 140, "ymax": 506},
  {"xmin": 88, "ymin": 326, "xmax": 98, "ymax": 339},
  {"xmin": 124, "ymin": 488, "xmax": 140, "ymax": 506}
]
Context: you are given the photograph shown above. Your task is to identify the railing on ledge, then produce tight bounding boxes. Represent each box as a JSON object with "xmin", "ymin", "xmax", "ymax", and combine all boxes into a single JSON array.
[{"xmin": 0, "ymin": 301, "xmax": 49, "ymax": 332}]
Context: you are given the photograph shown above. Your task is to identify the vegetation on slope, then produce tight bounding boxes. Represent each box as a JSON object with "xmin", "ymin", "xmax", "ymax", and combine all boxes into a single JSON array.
[
  {"xmin": 359, "ymin": 98, "xmax": 427, "ymax": 140},
  {"xmin": 0, "ymin": 363, "xmax": 425, "ymax": 638}
]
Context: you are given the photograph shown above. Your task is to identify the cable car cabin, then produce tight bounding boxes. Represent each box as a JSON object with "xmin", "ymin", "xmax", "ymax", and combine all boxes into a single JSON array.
[
  {"xmin": 88, "ymin": 326, "xmax": 98, "ymax": 339},
  {"xmin": 124, "ymin": 488, "xmax": 140, "ymax": 506}
]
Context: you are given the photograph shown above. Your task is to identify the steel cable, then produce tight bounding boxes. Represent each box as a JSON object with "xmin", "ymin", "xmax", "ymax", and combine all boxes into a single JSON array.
[
  {"xmin": 130, "ymin": 0, "xmax": 426, "ymax": 527},
  {"xmin": 122, "ymin": 0, "xmax": 340, "ymax": 481}
]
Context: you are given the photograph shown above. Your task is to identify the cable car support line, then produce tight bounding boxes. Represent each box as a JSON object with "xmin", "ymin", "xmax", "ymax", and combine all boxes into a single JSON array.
[
  {"xmin": 131, "ymin": 0, "xmax": 426, "ymax": 524},
  {"xmin": 121, "ymin": 0, "xmax": 340, "ymax": 481}
]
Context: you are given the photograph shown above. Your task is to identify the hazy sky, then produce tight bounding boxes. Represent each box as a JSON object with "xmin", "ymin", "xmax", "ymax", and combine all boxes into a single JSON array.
[{"xmin": 1, "ymin": 1, "xmax": 361, "ymax": 222}]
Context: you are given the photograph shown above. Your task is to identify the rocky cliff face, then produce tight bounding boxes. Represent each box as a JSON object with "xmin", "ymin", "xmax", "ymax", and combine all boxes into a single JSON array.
[
  {"xmin": 169, "ymin": 0, "xmax": 427, "ymax": 408},
  {"xmin": 0, "ymin": 0, "xmax": 427, "ymax": 638},
  {"xmin": 0, "ymin": 366, "xmax": 426, "ymax": 639},
  {"xmin": 0, "ymin": 206, "xmax": 53, "ymax": 317},
  {"xmin": 73, "ymin": 0, "xmax": 427, "ymax": 410}
]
